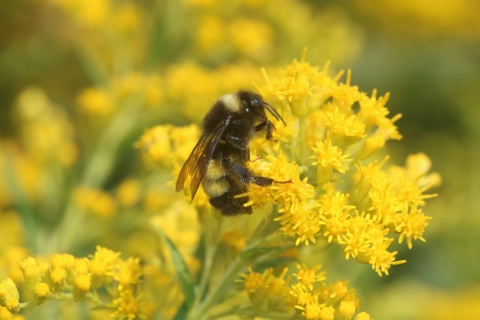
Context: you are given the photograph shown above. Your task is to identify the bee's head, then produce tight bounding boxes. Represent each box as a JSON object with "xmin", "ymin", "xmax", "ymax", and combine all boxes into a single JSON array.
[{"xmin": 237, "ymin": 90, "xmax": 286, "ymax": 125}]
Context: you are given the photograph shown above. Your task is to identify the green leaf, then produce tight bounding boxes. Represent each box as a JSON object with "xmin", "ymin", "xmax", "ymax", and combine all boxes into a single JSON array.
[
  {"xmin": 173, "ymin": 301, "xmax": 188, "ymax": 320},
  {"xmin": 154, "ymin": 225, "xmax": 196, "ymax": 309},
  {"xmin": 239, "ymin": 246, "xmax": 285, "ymax": 260}
]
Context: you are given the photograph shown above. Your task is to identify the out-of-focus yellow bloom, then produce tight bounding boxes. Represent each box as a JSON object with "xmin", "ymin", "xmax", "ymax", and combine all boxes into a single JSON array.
[
  {"xmin": 352, "ymin": 0, "xmax": 480, "ymax": 39},
  {"xmin": 73, "ymin": 186, "xmax": 118, "ymax": 217},
  {"xmin": 50, "ymin": 0, "xmax": 110, "ymax": 28},
  {"xmin": 0, "ymin": 247, "xmax": 28, "ymax": 284},
  {"xmin": 196, "ymin": 15, "xmax": 225, "ymax": 53},
  {"xmin": 116, "ymin": 179, "xmax": 142, "ymax": 207},
  {"xmin": 76, "ymin": 88, "xmax": 114, "ymax": 115},
  {"xmin": 15, "ymin": 87, "xmax": 78, "ymax": 166},
  {"xmin": 221, "ymin": 230, "xmax": 247, "ymax": 252},
  {"xmin": 114, "ymin": 3, "xmax": 141, "ymax": 35},
  {"xmin": 228, "ymin": 18, "xmax": 272, "ymax": 60}
]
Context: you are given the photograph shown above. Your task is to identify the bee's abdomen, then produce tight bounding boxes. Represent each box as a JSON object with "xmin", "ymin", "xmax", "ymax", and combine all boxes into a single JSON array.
[
  {"xmin": 209, "ymin": 192, "xmax": 252, "ymax": 216},
  {"xmin": 203, "ymin": 159, "xmax": 252, "ymax": 215}
]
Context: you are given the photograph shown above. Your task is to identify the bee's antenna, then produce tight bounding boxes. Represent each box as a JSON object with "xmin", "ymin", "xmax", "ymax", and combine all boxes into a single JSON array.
[{"xmin": 263, "ymin": 102, "xmax": 286, "ymax": 125}]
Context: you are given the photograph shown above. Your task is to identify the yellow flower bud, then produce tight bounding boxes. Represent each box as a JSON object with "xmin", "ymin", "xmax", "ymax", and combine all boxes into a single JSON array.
[
  {"xmin": 0, "ymin": 278, "xmax": 20, "ymax": 308},
  {"xmin": 354, "ymin": 312, "xmax": 372, "ymax": 320},
  {"xmin": 73, "ymin": 275, "xmax": 91, "ymax": 301},
  {"xmin": 34, "ymin": 283, "xmax": 50, "ymax": 305},
  {"xmin": 337, "ymin": 299, "xmax": 356, "ymax": 320},
  {"xmin": 6, "ymin": 298, "xmax": 20, "ymax": 314}
]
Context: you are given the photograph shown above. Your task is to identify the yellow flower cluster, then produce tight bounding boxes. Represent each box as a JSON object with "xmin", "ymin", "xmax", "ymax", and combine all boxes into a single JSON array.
[
  {"xmin": 238, "ymin": 263, "xmax": 371, "ymax": 319},
  {"xmin": 237, "ymin": 52, "xmax": 439, "ymax": 276},
  {"xmin": 0, "ymin": 247, "xmax": 147, "ymax": 319}
]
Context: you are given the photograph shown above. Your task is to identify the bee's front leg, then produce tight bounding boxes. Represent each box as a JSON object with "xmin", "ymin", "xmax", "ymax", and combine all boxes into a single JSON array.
[{"xmin": 255, "ymin": 120, "xmax": 275, "ymax": 140}]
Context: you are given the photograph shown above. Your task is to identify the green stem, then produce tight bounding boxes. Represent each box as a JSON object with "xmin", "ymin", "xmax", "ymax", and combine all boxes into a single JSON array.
[
  {"xmin": 187, "ymin": 257, "xmax": 244, "ymax": 320},
  {"xmin": 81, "ymin": 104, "xmax": 141, "ymax": 187},
  {"xmin": 191, "ymin": 216, "xmax": 218, "ymax": 309}
]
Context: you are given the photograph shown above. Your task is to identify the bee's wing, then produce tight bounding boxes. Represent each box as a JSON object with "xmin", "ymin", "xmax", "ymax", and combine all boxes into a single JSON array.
[{"xmin": 176, "ymin": 116, "xmax": 232, "ymax": 201}]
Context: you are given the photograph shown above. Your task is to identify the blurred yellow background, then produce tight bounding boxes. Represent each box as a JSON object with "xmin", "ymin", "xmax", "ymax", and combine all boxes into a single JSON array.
[{"xmin": 1, "ymin": 0, "xmax": 479, "ymax": 319}]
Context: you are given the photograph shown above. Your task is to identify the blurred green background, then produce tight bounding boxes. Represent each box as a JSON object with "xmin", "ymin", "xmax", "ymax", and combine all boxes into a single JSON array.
[{"xmin": 1, "ymin": 0, "xmax": 479, "ymax": 319}]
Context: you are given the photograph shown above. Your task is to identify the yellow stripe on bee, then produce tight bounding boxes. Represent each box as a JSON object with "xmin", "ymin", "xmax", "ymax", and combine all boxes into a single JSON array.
[
  {"xmin": 220, "ymin": 93, "xmax": 241, "ymax": 112},
  {"xmin": 202, "ymin": 179, "xmax": 230, "ymax": 198},
  {"xmin": 204, "ymin": 160, "xmax": 227, "ymax": 180}
]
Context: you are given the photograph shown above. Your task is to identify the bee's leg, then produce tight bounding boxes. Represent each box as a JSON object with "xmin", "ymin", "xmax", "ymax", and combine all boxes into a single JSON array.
[
  {"xmin": 226, "ymin": 159, "xmax": 274, "ymax": 186},
  {"xmin": 255, "ymin": 120, "xmax": 275, "ymax": 140}
]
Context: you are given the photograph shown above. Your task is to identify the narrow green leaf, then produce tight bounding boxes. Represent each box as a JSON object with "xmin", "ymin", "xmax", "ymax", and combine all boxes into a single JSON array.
[
  {"xmin": 154, "ymin": 226, "xmax": 196, "ymax": 309},
  {"xmin": 173, "ymin": 301, "xmax": 188, "ymax": 320},
  {"xmin": 239, "ymin": 246, "xmax": 285, "ymax": 260}
]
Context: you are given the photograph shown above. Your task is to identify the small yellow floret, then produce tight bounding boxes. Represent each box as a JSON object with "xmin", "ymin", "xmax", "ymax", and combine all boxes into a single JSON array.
[
  {"xmin": 6, "ymin": 298, "xmax": 20, "ymax": 314},
  {"xmin": 293, "ymin": 263, "xmax": 326, "ymax": 291},
  {"xmin": 110, "ymin": 290, "xmax": 146, "ymax": 320},
  {"xmin": 74, "ymin": 275, "xmax": 91, "ymax": 292},
  {"xmin": 114, "ymin": 258, "xmax": 142, "ymax": 291},
  {"xmin": 34, "ymin": 283, "xmax": 50, "ymax": 305}
]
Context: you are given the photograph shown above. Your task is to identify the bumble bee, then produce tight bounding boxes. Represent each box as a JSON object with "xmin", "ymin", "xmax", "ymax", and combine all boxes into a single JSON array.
[{"xmin": 175, "ymin": 90, "xmax": 286, "ymax": 216}]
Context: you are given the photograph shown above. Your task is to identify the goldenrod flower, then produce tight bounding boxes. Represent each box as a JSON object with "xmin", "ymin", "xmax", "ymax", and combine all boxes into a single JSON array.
[
  {"xmin": 355, "ymin": 312, "xmax": 372, "ymax": 320},
  {"xmin": 50, "ymin": 267, "xmax": 67, "ymax": 291},
  {"xmin": 114, "ymin": 258, "xmax": 142, "ymax": 291},
  {"xmin": 33, "ymin": 283, "xmax": 50, "ymax": 305},
  {"xmin": 395, "ymin": 204, "xmax": 432, "ymax": 249},
  {"xmin": 110, "ymin": 290, "xmax": 146, "ymax": 320},
  {"xmin": 73, "ymin": 274, "xmax": 91, "ymax": 301},
  {"xmin": 237, "ymin": 267, "xmax": 267, "ymax": 294},
  {"xmin": 0, "ymin": 278, "xmax": 20, "ymax": 310},
  {"xmin": 310, "ymin": 132, "xmax": 351, "ymax": 185},
  {"xmin": 293, "ymin": 263, "xmax": 327, "ymax": 291}
]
